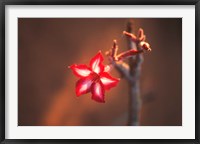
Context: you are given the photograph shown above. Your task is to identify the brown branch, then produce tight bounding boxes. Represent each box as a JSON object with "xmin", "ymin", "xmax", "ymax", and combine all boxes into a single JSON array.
[
  {"xmin": 106, "ymin": 40, "xmax": 134, "ymax": 83},
  {"xmin": 125, "ymin": 21, "xmax": 142, "ymax": 126},
  {"xmin": 106, "ymin": 20, "xmax": 152, "ymax": 126},
  {"xmin": 117, "ymin": 49, "xmax": 143, "ymax": 61}
]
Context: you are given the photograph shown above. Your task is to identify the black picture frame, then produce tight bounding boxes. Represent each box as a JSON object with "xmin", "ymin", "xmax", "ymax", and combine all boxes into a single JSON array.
[{"xmin": 0, "ymin": 0, "xmax": 199, "ymax": 143}]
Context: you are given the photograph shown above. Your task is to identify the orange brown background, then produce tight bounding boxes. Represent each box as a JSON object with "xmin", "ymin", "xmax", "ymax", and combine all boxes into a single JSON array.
[{"xmin": 18, "ymin": 18, "xmax": 182, "ymax": 126}]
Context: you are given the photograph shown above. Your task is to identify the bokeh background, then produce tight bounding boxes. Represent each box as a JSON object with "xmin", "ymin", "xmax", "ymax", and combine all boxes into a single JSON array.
[{"xmin": 18, "ymin": 18, "xmax": 182, "ymax": 126}]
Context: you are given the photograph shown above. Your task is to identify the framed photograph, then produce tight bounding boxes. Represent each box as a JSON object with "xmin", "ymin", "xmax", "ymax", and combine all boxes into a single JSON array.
[{"xmin": 0, "ymin": 0, "xmax": 199, "ymax": 143}]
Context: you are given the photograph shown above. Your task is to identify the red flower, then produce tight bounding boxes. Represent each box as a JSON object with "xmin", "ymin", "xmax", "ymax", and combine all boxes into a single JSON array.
[{"xmin": 69, "ymin": 51, "xmax": 120, "ymax": 103}]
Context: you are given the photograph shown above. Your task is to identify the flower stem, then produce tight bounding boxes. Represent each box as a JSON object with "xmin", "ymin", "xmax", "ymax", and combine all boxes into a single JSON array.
[{"xmin": 126, "ymin": 20, "xmax": 143, "ymax": 126}]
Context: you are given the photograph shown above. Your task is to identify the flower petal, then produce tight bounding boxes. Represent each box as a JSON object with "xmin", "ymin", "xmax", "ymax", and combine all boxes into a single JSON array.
[
  {"xmin": 69, "ymin": 64, "xmax": 92, "ymax": 78},
  {"xmin": 100, "ymin": 72, "xmax": 120, "ymax": 90},
  {"xmin": 91, "ymin": 82, "xmax": 105, "ymax": 103},
  {"xmin": 76, "ymin": 76, "xmax": 93, "ymax": 96},
  {"xmin": 90, "ymin": 51, "xmax": 104, "ymax": 74}
]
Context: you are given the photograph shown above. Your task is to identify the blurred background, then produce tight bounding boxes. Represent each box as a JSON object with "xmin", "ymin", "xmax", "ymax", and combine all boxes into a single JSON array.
[{"xmin": 18, "ymin": 18, "xmax": 182, "ymax": 126}]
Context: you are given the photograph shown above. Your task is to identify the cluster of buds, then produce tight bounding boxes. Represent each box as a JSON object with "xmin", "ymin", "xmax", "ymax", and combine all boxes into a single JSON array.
[
  {"xmin": 106, "ymin": 28, "xmax": 151, "ymax": 61},
  {"xmin": 123, "ymin": 28, "xmax": 151, "ymax": 51}
]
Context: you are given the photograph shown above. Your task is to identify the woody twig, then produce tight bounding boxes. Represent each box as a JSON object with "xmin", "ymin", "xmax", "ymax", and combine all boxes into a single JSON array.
[{"xmin": 106, "ymin": 20, "xmax": 151, "ymax": 126}]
